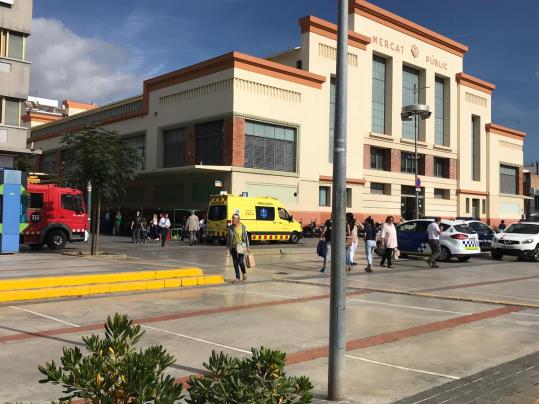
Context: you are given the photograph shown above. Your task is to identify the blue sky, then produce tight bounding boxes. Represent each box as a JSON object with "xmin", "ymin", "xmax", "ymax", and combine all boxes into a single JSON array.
[{"xmin": 31, "ymin": 0, "xmax": 538, "ymax": 161}]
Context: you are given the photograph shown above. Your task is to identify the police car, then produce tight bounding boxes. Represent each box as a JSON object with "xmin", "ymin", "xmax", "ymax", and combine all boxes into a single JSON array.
[
  {"xmin": 394, "ymin": 219, "xmax": 481, "ymax": 262},
  {"xmin": 461, "ymin": 219, "xmax": 495, "ymax": 251},
  {"xmin": 491, "ymin": 222, "xmax": 539, "ymax": 261}
]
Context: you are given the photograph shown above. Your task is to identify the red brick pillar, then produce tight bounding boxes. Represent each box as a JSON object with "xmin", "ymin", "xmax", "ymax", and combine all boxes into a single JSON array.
[
  {"xmin": 519, "ymin": 166, "xmax": 524, "ymax": 195},
  {"xmin": 449, "ymin": 159, "xmax": 457, "ymax": 180},
  {"xmin": 424, "ymin": 155, "xmax": 434, "ymax": 177},
  {"xmin": 186, "ymin": 126, "xmax": 196, "ymax": 165},
  {"xmin": 363, "ymin": 144, "xmax": 370, "ymax": 169},
  {"xmin": 390, "ymin": 148, "xmax": 400, "ymax": 172},
  {"xmin": 223, "ymin": 116, "xmax": 245, "ymax": 166}
]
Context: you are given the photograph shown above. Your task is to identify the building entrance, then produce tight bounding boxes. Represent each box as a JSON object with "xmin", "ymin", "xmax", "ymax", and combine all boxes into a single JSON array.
[{"xmin": 401, "ymin": 185, "xmax": 424, "ymax": 220}]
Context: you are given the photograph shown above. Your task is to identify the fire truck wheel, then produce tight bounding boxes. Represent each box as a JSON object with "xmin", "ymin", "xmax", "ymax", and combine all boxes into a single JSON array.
[
  {"xmin": 46, "ymin": 230, "xmax": 68, "ymax": 250},
  {"xmin": 29, "ymin": 243, "xmax": 43, "ymax": 251}
]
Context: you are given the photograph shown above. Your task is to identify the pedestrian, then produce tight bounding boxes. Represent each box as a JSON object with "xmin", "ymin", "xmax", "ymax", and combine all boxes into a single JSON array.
[
  {"xmin": 185, "ymin": 210, "xmax": 200, "ymax": 246},
  {"xmin": 113, "ymin": 210, "xmax": 122, "ymax": 236},
  {"xmin": 131, "ymin": 211, "xmax": 142, "ymax": 244},
  {"xmin": 498, "ymin": 220, "xmax": 506, "ymax": 231},
  {"xmin": 150, "ymin": 213, "xmax": 158, "ymax": 240},
  {"xmin": 363, "ymin": 216, "xmax": 376, "ymax": 273},
  {"xmin": 141, "ymin": 216, "xmax": 148, "ymax": 243},
  {"xmin": 319, "ymin": 218, "xmax": 332, "ymax": 273},
  {"xmin": 226, "ymin": 213, "xmax": 249, "ymax": 283},
  {"xmin": 159, "ymin": 213, "xmax": 171, "ymax": 247},
  {"xmin": 380, "ymin": 216, "xmax": 397, "ymax": 268},
  {"xmin": 346, "ymin": 213, "xmax": 359, "ymax": 272},
  {"xmin": 426, "ymin": 217, "xmax": 443, "ymax": 268}
]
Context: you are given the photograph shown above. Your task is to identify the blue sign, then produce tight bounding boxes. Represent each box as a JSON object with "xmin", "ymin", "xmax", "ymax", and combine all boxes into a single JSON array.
[
  {"xmin": 415, "ymin": 177, "xmax": 421, "ymax": 188},
  {"xmin": 259, "ymin": 208, "xmax": 269, "ymax": 219},
  {"xmin": 241, "ymin": 192, "xmax": 248, "ymax": 197}
]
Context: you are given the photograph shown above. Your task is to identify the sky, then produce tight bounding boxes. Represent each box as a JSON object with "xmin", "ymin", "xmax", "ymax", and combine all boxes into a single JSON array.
[{"xmin": 30, "ymin": 0, "xmax": 539, "ymax": 161}]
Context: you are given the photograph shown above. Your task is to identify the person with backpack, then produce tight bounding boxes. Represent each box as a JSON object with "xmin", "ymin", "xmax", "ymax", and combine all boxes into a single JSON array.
[
  {"xmin": 363, "ymin": 216, "xmax": 376, "ymax": 273},
  {"xmin": 319, "ymin": 219, "xmax": 332, "ymax": 273}
]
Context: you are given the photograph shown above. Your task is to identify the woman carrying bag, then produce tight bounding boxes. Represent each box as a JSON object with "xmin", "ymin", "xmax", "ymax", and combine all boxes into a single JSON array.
[
  {"xmin": 380, "ymin": 215, "xmax": 398, "ymax": 269},
  {"xmin": 226, "ymin": 213, "xmax": 250, "ymax": 283}
]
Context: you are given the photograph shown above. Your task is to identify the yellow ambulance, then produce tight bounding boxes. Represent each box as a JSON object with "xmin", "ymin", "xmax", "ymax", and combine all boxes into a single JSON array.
[{"xmin": 206, "ymin": 194, "xmax": 303, "ymax": 244}]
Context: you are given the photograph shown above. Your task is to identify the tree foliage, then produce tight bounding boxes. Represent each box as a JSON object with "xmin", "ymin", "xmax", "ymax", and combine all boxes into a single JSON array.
[
  {"xmin": 187, "ymin": 347, "xmax": 313, "ymax": 404},
  {"xmin": 14, "ymin": 155, "xmax": 33, "ymax": 173},
  {"xmin": 38, "ymin": 314, "xmax": 183, "ymax": 403}
]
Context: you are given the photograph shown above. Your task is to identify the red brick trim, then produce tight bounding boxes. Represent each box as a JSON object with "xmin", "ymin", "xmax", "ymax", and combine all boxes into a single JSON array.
[
  {"xmin": 299, "ymin": 15, "xmax": 371, "ymax": 50},
  {"xmin": 456, "ymin": 73, "xmax": 496, "ymax": 95},
  {"xmin": 457, "ymin": 189, "xmax": 488, "ymax": 196}
]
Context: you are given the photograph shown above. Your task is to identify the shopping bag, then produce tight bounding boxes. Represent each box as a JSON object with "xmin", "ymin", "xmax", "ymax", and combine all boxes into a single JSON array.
[{"xmin": 246, "ymin": 254, "xmax": 256, "ymax": 268}]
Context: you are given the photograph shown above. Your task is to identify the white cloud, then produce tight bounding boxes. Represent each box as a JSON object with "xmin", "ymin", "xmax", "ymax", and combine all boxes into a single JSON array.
[{"xmin": 27, "ymin": 18, "xmax": 145, "ymax": 104}]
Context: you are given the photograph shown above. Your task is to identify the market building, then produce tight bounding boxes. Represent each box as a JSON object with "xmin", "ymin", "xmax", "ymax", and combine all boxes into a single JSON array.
[
  {"xmin": 0, "ymin": 0, "xmax": 33, "ymax": 167},
  {"xmin": 28, "ymin": 0, "xmax": 526, "ymax": 225}
]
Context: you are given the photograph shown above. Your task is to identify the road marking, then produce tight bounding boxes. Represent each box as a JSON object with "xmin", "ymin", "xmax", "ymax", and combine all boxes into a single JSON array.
[
  {"xmin": 140, "ymin": 324, "xmax": 250, "ymax": 354},
  {"xmin": 225, "ymin": 289, "xmax": 296, "ymax": 300},
  {"xmin": 9, "ymin": 306, "xmax": 80, "ymax": 328},
  {"xmin": 468, "ymin": 291, "xmax": 539, "ymax": 303},
  {"xmin": 346, "ymin": 354, "xmax": 460, "ymax": 380},
  {"xmin": 513, "ymin": 312, "xmax": 539, "ymax": 318},
  {"xmin": 349, "ymin": 298, "xmax": 471, "ymax": 315}
]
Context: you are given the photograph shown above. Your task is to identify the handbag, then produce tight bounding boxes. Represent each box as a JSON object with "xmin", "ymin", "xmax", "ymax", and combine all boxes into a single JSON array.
[
  {"xmin": 246, "ymin": 253, "xmax": 256, "ymax": 268},
  {"xmin": 236, "ymin": 242, "xmax": 247, "ymax": 255}
]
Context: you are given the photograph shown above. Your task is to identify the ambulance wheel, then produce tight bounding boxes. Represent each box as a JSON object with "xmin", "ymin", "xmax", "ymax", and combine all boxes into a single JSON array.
[
  {"xmin": 440, "ymin": 246, "xmax": 451, "ymax": 262},
  {"xmin": 46, "ymin": 230, "xmax": 67, "ymax": 250},
  {"xmin": 289, "ymin": 232, "xmax": 300, "ymax": 244},
  {"xmin": 29, "ymin": 243, "xmax": 43, "ymax": 251}
]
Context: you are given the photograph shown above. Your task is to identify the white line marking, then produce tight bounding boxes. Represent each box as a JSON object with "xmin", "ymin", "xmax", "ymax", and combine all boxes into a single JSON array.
[
  {"xmin": 349, "ymin": 298, "xmax": 471, "ymax": 315},
  {"xmin": 140, "ymin": 324, "xmax": 250, "ymax": 354},
  {"xmin": 467, "ymin": 291, "xmax": 539, "ymax": 303},
  {"xmin": 9, "ymin": 306, "xmax": 80, "ymax": 328},
  {"xmin": 346, "ymin": 354, "xmax": 460, "ymax": 380}
]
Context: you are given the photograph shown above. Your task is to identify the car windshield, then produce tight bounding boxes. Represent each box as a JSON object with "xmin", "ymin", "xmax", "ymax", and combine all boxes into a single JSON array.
[
  {"xmin": 453, "ymin": 224, "xmax": 475, "ymax": 234},
  {"xmin": 504, "ymin": 224, "xmax": 539, "ymax": 234}
]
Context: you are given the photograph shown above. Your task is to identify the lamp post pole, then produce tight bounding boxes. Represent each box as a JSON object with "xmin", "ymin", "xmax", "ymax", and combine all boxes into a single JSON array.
[
  {"xmin": 328, "ymin": 0, "xmax": 348, "ymax": 400},
  {"xmin": 414, "ymin": 113, "xmax": 419, "ymax": 219}
]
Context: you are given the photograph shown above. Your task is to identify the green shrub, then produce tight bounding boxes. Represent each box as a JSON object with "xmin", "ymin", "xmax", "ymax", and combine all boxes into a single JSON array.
[
  {"xmin": 38, "ymin": 314, "xmax": 183, "ymax": 403},
  {"xmin": 186, "ymin": 347, "xmax": 313, "ymax": 404}
]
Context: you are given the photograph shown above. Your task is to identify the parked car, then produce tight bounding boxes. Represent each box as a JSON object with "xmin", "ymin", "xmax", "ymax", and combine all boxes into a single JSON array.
[
  {"xmin": 378, "ymin": 219, "xmax": 481, "ymax": 262},
  {"xmin": 463, "ymin": 220, "xmax": 495, "ymax": 251},
  {"xmin": 491, "ymin": 222, "xmax": 539, "ymax": 261}
]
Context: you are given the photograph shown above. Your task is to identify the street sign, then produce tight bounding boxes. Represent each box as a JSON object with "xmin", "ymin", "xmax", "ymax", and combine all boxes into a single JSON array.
[
  {"xmin": 240, "ymin": 192, "xmax": 248, "ymax": 197},
  {"xmin": 415, "ymin": 177, "xmax": 421, "ymax": 188},
  {"xmin": 214, "ymin": 180, "xmax": 223, "ymax": 188},
  {"xmin": 415, "ymin": 187, "xmax": 422, "ymax": 192}
]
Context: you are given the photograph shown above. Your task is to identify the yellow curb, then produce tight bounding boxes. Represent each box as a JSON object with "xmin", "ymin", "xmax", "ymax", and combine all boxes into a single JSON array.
[
  {"xmin": 181, "ymin": 277, "xmax": 199, "ymax": 287},
  {"xmin": 0, "ymin": 268, "xmax": 203, "ymax": 291}
]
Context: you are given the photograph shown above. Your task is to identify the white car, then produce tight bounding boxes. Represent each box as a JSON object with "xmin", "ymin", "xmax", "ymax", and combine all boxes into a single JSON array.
[
  {"xmin": 393, "ymin": 219, "xmax": 481, "ymax": 262},
  {"xmin": 491, "ymin": 222, "xmax": 539, "ymax": 261}
]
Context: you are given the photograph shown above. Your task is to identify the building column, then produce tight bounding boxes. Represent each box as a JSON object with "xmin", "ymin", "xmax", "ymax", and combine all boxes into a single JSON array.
[
  {"xmin": 363, "ymin": 144, "xmax": 370, "ymax": 169},
  {"xmin": 186, "ymin": 126, "xmax": 196, "ymax": 165},
  {"xmin": 223, "ymin": 116, "xmax": 245, "ymax": 167},
  {"xmin": 449, "ymin": 159, "xmax": 457, "ymax": 180},
  {"xmin": 424, "ymin": 155, "xmax": 434, "ymax": 177},
  {"xmin": 519, "ymin": 166, "xmax": 524, "ymax": 195},
  {"xmin": 389, "ymin": 148, "xmax": 400, "ymax": 172}
]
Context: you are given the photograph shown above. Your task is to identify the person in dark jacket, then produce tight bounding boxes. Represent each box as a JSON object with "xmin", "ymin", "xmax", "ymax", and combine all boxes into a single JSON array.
[
  {"xmin": 319, "ymin": 219, "xmax": 332, "ymax": 273},
  {"xmin": 226, "ymin": 213, "xmax": 250, "ymax": 283},
  {"xmin": 363, "ymin": 216, "xmax": 376, "ymax": 273}
]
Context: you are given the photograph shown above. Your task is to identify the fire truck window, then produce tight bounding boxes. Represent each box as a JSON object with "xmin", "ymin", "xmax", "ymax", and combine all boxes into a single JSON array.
[
  {"xmin": 61, "ymin": 194, "xmax": 82, "ymax": 212},
  {"xmin": 30, "ymin": 193, "xmax": 44, "ymax": 209}
]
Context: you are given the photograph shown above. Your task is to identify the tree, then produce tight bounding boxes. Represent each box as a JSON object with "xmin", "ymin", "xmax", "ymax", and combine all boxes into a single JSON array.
[
  {"xmin": 38, "ymin": 314, "xmax": 183, "ymax": 403},
  {"xmin": 62, "ymin": 125, "xmax": 140, "ymax": 255},
  {"xmin": 14, "ymin": 155, "xmax": 34, "ymax": 173}
]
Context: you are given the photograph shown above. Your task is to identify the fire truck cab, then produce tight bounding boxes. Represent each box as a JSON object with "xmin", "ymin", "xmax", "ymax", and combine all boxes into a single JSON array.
[{"xmin": 22, "ymin": 184, "xmax": 88, "ymax": 250}]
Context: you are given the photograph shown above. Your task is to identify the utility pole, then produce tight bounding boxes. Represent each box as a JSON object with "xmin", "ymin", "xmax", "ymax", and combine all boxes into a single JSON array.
[
  {"xmin": 414, "ymin": 84, "xmax": 420, "ymax": 219},
  {"xmin": 328, "ymin": 0, "xmax": 348, "ymax": 400},
  {"xmin": 87, "ymin": 181, "xmax": 92, "ymax": 252}
]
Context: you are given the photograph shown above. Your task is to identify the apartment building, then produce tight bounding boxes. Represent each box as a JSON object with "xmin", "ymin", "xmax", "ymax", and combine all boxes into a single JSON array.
[
  {"xmin": 22, "ymin": 97, "xmax": 98, "ymax": 129},
  {"xmin": 28, "ymin": 0, "xmax": 526, "ymax": 225},
  {"xmin": 0, "ymin": 0, "xmax": 32, "ymax": 167}
]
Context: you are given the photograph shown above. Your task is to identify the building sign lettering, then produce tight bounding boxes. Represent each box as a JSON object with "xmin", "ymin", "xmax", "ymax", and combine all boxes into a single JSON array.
[
  {"xmin": 372, "ymin": 36, "xmax": 448, "ymax": 70},
  {"xmin": 371, "ymin": 36, "xmax": 404, "ymax": 54}
]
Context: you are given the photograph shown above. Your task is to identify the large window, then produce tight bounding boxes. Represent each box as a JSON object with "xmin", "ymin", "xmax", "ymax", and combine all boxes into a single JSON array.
[
  {"xmin": 163, "ymin": 128, "xmax": 186, "ymax": 168},
  {"xmin": 500, "ymin": 165, "xmax": 518, "ymax": 195},
  {"xmin": 256, "ymin": 206, "xmax": 275, "ymax": 221},
  {"xmin": 472, "ymin": 116, "xmax": 481, "ymax": 181},
  {"xmin": 371, "ymin": 56, "xmax": 386, "ymax": 134},
  {"xmin": 4, "ymin": 98, "xmax": 20, "ymax": 126},
  {"xmin": 434, "ymin": 188, "xmax": 450, "ymax": 200},
  {"xmin": 371, "ymin": 182, "xmax": 390, "ymax": 195},
  {"xmin": 370, "ymin": 147, "xmax": 385, "ymax": 170},
  {"xmin": 401, "ymin": 153, "xmax": 416, "ymax": 174},
  {"xmin": 435, "ymin": 77, "xmax": 446, "ymax": 145},
  {"xmin": 329, "ymin": 77, "xmax": 335, "ymax": 162},
  {"xmin": 402, "ymin": 66, "xmax": 420, "ymax": 140},
  {"xmin": 244, "ymin": 120, "xmax": 296, "ymax": 172},
  {"xmin": 8, "ymin": 32, "xmax": 24, "ymax": 60},
  {"xmin": 434, "ymin": 157, "xmax": 448, "ymax": 178},
  {"xmin": 42, "ymin": 152, "xmax": 56, "ymax": 174},
  {"xmin": 196, "ymin": 120, "xmax": 223, "ymax": 165},
  {"xmin": 126, "ymin": 135, "xmax": 145, "ymax": 171},
  {"xmin": 319, "ymin": 186, "xmax": 330, "ymax": 207}
]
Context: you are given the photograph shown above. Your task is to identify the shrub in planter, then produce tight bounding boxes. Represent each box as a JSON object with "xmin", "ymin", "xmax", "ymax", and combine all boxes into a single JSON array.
[
  {"xmin": 186, "ymin": 347, "xmax": 313, "ymax": 404},
  {"xmin": 38, "ymin": 314, "xmax": 183, "ymax": 403}
]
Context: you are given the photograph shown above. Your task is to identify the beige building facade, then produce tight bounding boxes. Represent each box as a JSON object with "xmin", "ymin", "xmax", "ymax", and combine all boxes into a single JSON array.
[
  {"xmin": 29, "ymin": 0, "xmax": 526, "ymax": 225},
  {"xmin": 0, "ymin": 0, "xmax": 32, "ymax": 167}
]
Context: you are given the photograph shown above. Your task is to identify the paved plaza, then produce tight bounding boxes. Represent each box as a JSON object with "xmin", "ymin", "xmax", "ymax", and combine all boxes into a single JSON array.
[{"xmin": 1, "ymin": 237, "xmax": 538, "ymax": 403}]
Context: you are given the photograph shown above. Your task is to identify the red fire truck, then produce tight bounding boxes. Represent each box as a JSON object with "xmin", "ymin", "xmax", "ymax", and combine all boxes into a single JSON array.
[{"xmin": 21, "ymin": 184, "xmax": 88, "ymax": 250}]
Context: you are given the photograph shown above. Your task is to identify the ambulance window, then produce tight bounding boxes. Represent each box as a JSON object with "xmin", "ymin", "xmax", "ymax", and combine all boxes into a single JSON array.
[
  {"xmin": 278, "ymin": 208, "xmax": 291, "ymax": 221},
  {"xmin": 208, "ymin": 205, "xmax": 226, "ymax": 221},
  {"xmin": 61, "ymin": 194, "xmax": 82, "ymax": 212},
  {"xmin": 30, "ymin": 193, "xmax": 44, "ymax": 209},
  {"xmin": 256, "ymin": 206, "xmax": 275, "ymax": 221}
]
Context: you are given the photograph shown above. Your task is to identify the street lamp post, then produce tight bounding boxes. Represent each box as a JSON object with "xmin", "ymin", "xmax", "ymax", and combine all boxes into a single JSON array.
[{"xmin": 401, "ymin": 100, "xmax": 431, "ymax": 219}]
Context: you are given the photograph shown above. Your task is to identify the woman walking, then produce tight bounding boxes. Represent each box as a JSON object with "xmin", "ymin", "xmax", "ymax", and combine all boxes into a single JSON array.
[
  {"xmin": 346, "ymin": 213, "xmax": 359, "ymax": 272},
  {"xmin": 363, "ymin": 216, "xmax": 376, "ymax": 273},
  {"xmin": 380, "ymin": 216, "xmax": 397, "ymax": 269},
  {"xmin": 226, "ymin": 213, "xmax": 250, "ymax": 283}
]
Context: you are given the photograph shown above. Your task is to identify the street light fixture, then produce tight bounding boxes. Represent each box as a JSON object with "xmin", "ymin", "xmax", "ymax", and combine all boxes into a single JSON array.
[{"xmin": 400, "ymin": 102, "xmax": 431, "ymax": 220}]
